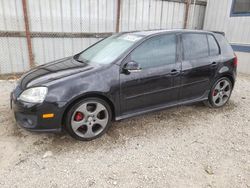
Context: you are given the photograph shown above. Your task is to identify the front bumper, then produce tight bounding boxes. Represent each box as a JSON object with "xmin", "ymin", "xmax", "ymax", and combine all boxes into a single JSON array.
[{"xmin": 10, "ymin": 91, "xmax": 66, "ymax": 132}]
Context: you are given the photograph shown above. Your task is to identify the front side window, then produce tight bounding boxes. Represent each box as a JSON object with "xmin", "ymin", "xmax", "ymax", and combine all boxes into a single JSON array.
[
  {"xmin": 77, "ymin": 34, "xmax": 143, "ymax": 64},
  {"xmin": 231, "ymin": 0, "xmax": 250, "ymax": 16},
  {"xmin": 182, "ymin": 33, "xmax": 209, "ymax": 60},
  {"xmin": 130, "ymin": 34, "xmax": 176, "ymax": 69},
  {"xmin": 207, "ymin": 34, "xmax": 220, "ymax": 56}
]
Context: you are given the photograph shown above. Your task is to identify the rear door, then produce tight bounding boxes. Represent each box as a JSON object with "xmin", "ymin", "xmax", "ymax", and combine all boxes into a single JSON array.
[
  {"xmin": 119, "ymin": 34, "xmax": 181, "ymax": 114},
  {"xmin": 180, "ymin": 33, "xmax": 220, "ymax": 102}
]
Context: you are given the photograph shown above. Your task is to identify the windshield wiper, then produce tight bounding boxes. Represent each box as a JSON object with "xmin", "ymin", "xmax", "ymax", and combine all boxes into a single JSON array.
[{"xmin": 73, "ymin": 55, "xmax": 86, "ymax": 63}]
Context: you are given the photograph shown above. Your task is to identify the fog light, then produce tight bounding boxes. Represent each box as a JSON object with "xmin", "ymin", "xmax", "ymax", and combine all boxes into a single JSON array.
[
  {"xmin": 42, "ymin": 113, "xmax": 55, "ymax": 119},
  {"xmin": 27, "ymin": 118, "xmax": 33, "ymax": 125}
]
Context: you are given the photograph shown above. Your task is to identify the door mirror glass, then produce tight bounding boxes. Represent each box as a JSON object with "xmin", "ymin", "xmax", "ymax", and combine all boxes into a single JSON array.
[{"xmin": 123, "ymin": 61, "xmax": 141, "ymax": 73}]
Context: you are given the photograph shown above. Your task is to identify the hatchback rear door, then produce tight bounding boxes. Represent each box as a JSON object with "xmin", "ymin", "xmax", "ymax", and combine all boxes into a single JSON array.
[{"xmin": 179, "ymin": 33, "xmax": 220, "ymax": 102}]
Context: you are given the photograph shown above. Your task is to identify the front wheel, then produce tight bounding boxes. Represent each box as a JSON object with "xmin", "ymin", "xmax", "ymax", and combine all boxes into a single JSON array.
[
  {"xmin": 204, "ymin": 77, "xmax": 233, "ymax": 108},
  {"xmin": 65, "ymin": 97, "xmax": 112, "ymax": 141}
]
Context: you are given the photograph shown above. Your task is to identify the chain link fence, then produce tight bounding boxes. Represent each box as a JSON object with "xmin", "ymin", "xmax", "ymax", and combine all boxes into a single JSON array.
[{"xmin": 0, "ymin": 0, "xmax": 206, "ymax": 75}]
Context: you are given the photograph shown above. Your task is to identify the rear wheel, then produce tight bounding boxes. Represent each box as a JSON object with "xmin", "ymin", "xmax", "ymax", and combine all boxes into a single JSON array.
[
  {"xmin": 65, "ymin": 97, "xmax": 112, "ymax": 141},
  {"xmin": 204, "ymin": 77, "xmax": 233, "ymax": 108}
]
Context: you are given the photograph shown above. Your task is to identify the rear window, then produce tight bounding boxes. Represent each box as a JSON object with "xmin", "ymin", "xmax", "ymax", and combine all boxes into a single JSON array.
[
  {"xmin": 182, "ymin": 33, "xmax": 209, "ymax": 60},
  {"xmin": 207, "ymin": 34, "xmax": 220, "ymax": 56}
]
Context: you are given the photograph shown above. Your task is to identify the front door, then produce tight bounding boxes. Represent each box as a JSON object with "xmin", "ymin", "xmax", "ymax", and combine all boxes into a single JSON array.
[{"xmin": 119, "ymin": 34, "xmax": 181, "ymax": 115}]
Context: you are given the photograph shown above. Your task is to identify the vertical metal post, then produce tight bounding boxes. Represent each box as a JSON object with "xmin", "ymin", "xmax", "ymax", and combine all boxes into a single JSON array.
[
  {"xmin": 190, "ymin": 0, "xmax": 197, "ymax": 29},
  {"xmin": 116, "ymin": 0, "xmax": 121, "ymax": 32},
  {"xmin": 184, "ymin": 0, "xmax": 191, "ymax": 29},
  {"xmin": 22, "ymin": 0, "xmax": 35, "ymax": 68}
]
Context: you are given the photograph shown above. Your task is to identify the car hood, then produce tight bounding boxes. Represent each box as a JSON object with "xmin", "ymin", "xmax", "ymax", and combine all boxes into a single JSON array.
[{"xmin": 19, "ymin": 57, "xmax": 97, "ymax": 89}]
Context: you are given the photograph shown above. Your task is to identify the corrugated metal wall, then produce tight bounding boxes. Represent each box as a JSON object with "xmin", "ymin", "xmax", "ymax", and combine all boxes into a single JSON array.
[
  {"xmin": 186, "ymin": 3, "xmax": 206, "ymax": 29},
  {"xmin": 0, "ymin": 0, "xmax": 206, "ymax": 75},
  {"xmin": 27, "ymin": 0, "xmax": 116, "ymax": 66},
  {"xmin": 0, "ymin": 0, "xmax": 29, "ymax": 74},
  {"xmin": 120, "ymin": 0, "xmax": 206, "ymax": 31}
]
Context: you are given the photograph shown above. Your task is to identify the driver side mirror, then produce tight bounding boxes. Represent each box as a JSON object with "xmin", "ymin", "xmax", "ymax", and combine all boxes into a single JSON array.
[{"xmin": 123, "ymin": 61, "xmax": 141, "ymax": 73}]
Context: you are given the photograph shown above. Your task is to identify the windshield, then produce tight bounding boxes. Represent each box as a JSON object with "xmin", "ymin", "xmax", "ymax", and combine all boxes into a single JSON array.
[{"xmin": 76, "ymin": 34, "xmax": 143, "ymax": 64}]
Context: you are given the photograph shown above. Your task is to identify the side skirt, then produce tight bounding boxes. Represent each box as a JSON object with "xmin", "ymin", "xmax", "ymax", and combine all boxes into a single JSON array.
[{"xmin": 115, "ymin": 96, "xmax": 208, "ymax": 121}]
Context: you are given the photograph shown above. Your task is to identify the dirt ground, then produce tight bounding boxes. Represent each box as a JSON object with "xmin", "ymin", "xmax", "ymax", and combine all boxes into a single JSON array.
[{"xmin": 0, "ymin": 74, "xmax": 249, "ymax": 188}]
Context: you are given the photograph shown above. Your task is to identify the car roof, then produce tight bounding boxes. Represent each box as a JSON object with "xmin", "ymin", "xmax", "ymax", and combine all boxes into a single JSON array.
[{"xmin": 123, "ymin": 29, "xmax": 213, "ymax": 37}]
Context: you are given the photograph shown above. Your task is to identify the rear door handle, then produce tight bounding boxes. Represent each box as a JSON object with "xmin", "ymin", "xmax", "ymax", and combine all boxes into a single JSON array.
[{"xmin": 170, "ymin": 69, "xmax": 180, "ymax": 76}]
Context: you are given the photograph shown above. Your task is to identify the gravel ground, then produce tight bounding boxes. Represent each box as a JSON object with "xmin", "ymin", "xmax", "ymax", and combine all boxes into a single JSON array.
[{"xmin": 0, "ymin": 74, "xmax": 250, "ymax": 188}]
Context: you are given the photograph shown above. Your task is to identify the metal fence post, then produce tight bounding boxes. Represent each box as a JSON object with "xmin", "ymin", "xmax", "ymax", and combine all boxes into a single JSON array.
[
  {"xmin": 22, "ymin": 0, "xmax": 35, "ymax": 68},
  {"xmin": 184, "ymin": 0, "xmax": 191, "ymax": 29},
  {"xmin": 116, "ymin": 0, "xmax": 121, "ymax": 33}
]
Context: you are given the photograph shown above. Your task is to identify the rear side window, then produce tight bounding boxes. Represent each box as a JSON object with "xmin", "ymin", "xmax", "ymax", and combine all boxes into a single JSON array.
[
  {"xmin": 207, "ymin": 34, "xmax": 219, "ymax": 56},
  {"xmin": 182, "ymin": 33, "xmax": 209, "ymax": 60},
  {"xmin": 130, "ymin": 34, "xmax": 176, "ymax": 69}
]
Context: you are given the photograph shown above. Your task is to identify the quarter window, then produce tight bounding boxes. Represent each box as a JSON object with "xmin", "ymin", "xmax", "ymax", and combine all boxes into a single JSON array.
[
  {"xmin": 130, "ymin": 34, "xmax": 176, "ymax": 69},
  {"xmin": 207, "ymin": 34, "xmax": 219, "ymax": 56},
  {"xmin": 214, "ymin": 33, "xmax": 234, "ymax": 55},
  {"xmin": 231, "ymin": 0, "xmax": 250, "ymax": 15},
  {"xmin": 182, "ymin": 33, "xmax": 209, "ymax": 60}
]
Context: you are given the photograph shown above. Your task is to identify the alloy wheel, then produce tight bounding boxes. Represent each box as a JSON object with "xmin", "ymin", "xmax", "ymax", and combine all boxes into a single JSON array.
[
  {"xmin": 212, "ymin": 79, "xmax": 232, "ymax": 107},
  {"xmin": 71, "ymin": 101, "xmax": 109, "ymax": 139}
]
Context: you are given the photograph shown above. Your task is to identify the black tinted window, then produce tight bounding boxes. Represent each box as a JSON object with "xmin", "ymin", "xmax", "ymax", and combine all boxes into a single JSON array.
[
  {"xmin": 207, "ymin": 34, "xmax": 219, "ymax": 56},
  {"xmin": 232, "ymin": 0, "xmax": 250, "ymax": 14},
  {"xmin": 131, "ymin": 34, "xmax": 176, "ymax": 69},
  {"xmin": 182, "ymin": 33, "xmax": 209, "ymax": 60}
]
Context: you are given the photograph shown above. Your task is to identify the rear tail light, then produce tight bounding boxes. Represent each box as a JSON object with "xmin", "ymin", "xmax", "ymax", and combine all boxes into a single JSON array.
[{"xmin": 233, "ymin": 53, "xmax": 238, "ymax": 67}]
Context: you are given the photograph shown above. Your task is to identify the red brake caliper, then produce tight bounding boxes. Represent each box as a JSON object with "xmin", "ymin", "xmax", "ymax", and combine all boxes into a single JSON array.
[
  {"xmin": 74, "ymin": 112, "xmax": 84, "ymax": 121},
  {"xmin": 212, "ymin": 90, "xmax": 217, "ymax": 96}
]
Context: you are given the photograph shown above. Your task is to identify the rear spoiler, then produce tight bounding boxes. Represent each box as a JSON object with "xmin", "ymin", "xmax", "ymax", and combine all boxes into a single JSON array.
[{"xmin": 211, "ymin": 31, "xmax": 225, "ymax": 36}]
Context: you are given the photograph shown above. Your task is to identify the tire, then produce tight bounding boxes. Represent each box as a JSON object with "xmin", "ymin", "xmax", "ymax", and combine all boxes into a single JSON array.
[
  {"xmin": 65, "ymin": 97, "xmax": 112, "ymax": 141},
  {"xmin": 204, "ymin": 77, "xmax": 233, "ymax": 108}
]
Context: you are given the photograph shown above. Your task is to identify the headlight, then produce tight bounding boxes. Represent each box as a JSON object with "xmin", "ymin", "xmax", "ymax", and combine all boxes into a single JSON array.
[{"xmin": 18, "ymin": 87, "xmax": 48, "ymax": 103}]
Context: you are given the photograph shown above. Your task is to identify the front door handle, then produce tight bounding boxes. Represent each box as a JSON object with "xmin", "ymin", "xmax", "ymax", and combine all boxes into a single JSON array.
[
  {"xmin": 211, "ymin": 62, "xmax": 217, "ymax": 67},
  {"xmin": 170, "ymin": 69, "xmax": 180, "ymax": 76}
]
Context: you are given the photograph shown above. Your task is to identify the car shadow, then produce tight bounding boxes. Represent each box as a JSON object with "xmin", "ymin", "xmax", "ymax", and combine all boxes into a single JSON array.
[{"xmin": 7, "ymin": 100, "xmax": 238, "ymax": 156}]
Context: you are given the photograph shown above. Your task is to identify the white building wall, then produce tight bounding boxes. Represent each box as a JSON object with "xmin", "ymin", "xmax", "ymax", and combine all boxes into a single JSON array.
[{"xmin": 203, "ymin": 0, "xmax": 250, "ymax": 74}]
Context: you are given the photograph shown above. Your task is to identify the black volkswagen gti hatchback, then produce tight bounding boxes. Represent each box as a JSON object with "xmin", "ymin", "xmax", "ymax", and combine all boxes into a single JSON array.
[{"xmin": 11, "ymin": 29, "xmax": 237, "ymax": 141}]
